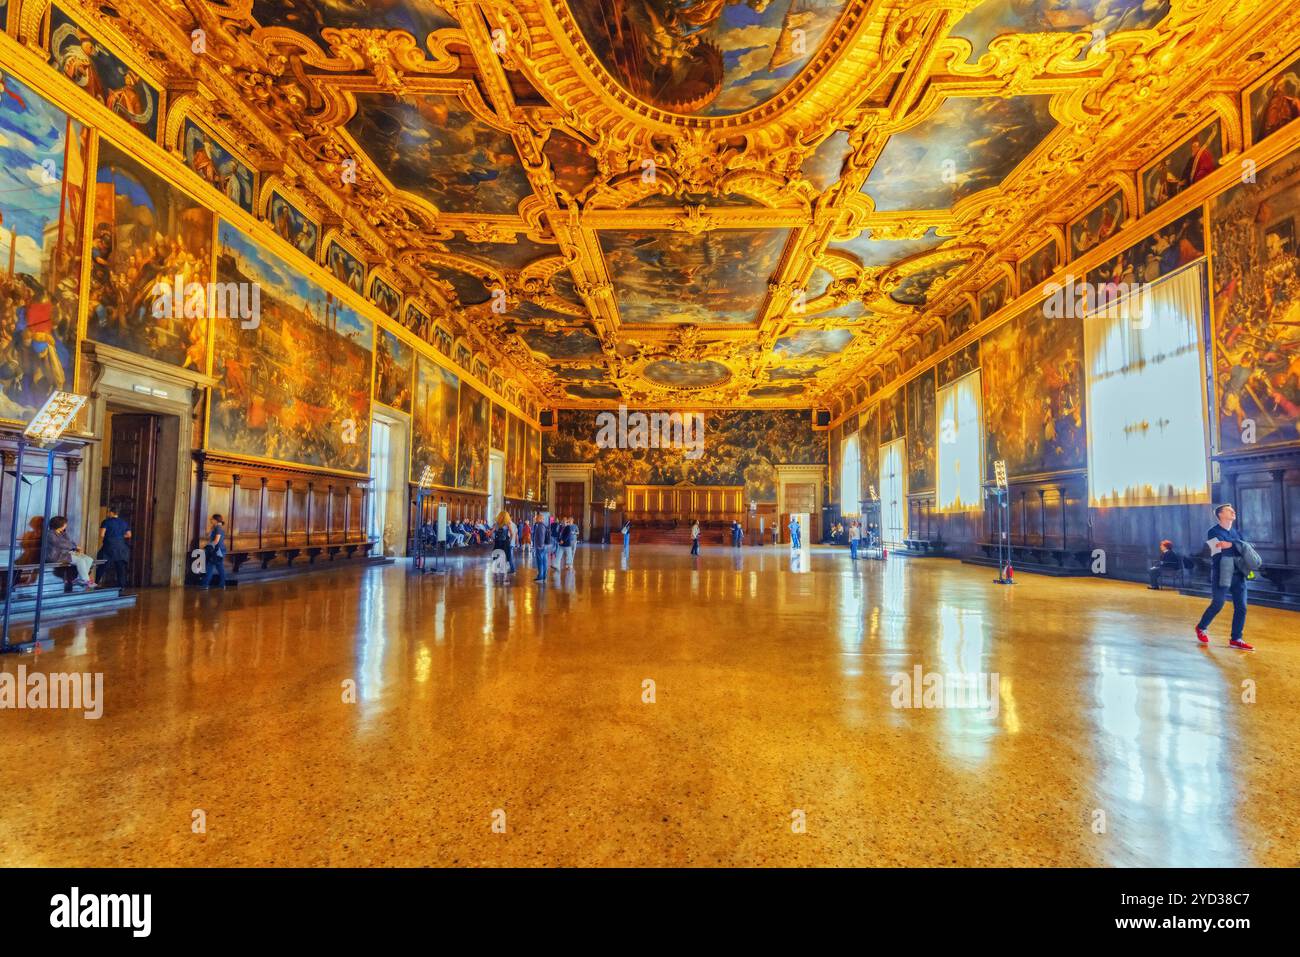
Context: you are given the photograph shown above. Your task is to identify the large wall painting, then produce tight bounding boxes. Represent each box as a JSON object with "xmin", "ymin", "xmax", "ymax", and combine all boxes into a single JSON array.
[
  {"xmin": 0, "ymin": 69, "xmax": 88, "ymax": 421},
  {"xmin": 906, "ymin": 368, "xmax": 937, "ymax": 492},
  {"xmin": 456, "ymin": 380, "xmax": 490, "ymax": 490},
  {"xmin": 1211, "ymin": 144, "xmax": 1300, "ymax": 451},
  {"xmin": 410, "ymin": 355, "xmax": 458, "ymax": 487},
  {"xmin": 209, "ymin": 222, "xmax": 373, "ymax": 472},
  {"xmin": 374, "ymin": 327, "xmax": 414, "ymax": 414},
  {"xmin": 543, "ymin": 409, "xmax": 826, "ymax": 502},
  {"xmin": 981, "ymin": 303, "xmax": 1085, "ymax": 478},
  {"xmin": 88, "ymin": 138, "xmax": 213, "ymax": 371}
]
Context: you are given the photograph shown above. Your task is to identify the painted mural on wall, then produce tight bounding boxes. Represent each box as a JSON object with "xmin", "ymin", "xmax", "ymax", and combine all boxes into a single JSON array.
[
  {"xmin": 369, "ymin": 275, "xmax": 401, "ymax": 319},
  {"xmin": 325, "ymin": 239, "xmax": 365, "ymax": 294},
  {"xmin": 1085, "ymin": 207, "xmax": 1205, "ymax": 291},
  {"xmin": 858, "ymin": 405, "xmax": 878, "ymax": 504},
  {"xmin": 1069, "ymin": 189, "xmax": 1127, "ymax": 260},
  {"xmin": 906, "ymin": 368, "xmax": 937, "ymax": 492},
  {"xmin": 456, "ymin": 380, "xmax": 490, "ymax": 490},
  {"xmin": 1018, "ymin": 237, "xmax": 1058, "ymax": 291},
  {"xmin": 525, "ymin": 423, "xmax": 541, "ymax": 500},
  {"xmin": 543, "ymin": 409, "xmax": 826, "ymax": 502},
  {"xmin": 181, "ymin": 119, "xmax": 256, "ymax": 213},
  {"xmin": 1211, "ymin": 144, "xmax": 1300, "ymax": 451},
  {"xmin": 601, "ymin": 229, "xmax": 790, "ymax": 326},
  {"xmin": 1249, "ymin": 53, "xmax": 1300, "ymax": 146},
  {"xmin": 209, "ymin": 222, "xmax": 373, "ymax": 472},
  {"xmin": 268, "ymin": 191, "xmax": 319, "ymax": 260},
  {"xmin": 0, "ymin": 69, "xmax": 87, "ymax": 422},
  {"xmin": 946, "ymin": 303, "xmax": 976, "ymax": 341},
  {"xmin": 879, "ymin": 389, "xmax": 904, "ymax": 444},
  {"xmin": 410, "ymin": 354, "xmax": 458, "ymax": 487},
  {"xmin": 937, "ymin": 342, "xmax": 980, "ymax": 386},
  {"xmin": 1141, "ymin": 119, "xmax": 1222, "ymax": 214},
  {"xmin": 490, "ymin": 402, "xmax": 507, "ymax": 450},
  {"xmin": 568, "ymin": 0, "xmax": 850, "ymax": 116},
  {"xmin": 981, "ymin": 303, "xmax": 1085, "ymax": 478},
  {"xmin": 978, "ymin": 275, "xmax": 1009, "ymax": 320},
  {"xmin": 48, "ymin": 8, "xmax": 159, "ymax": 140},
  {"xmin": 88, "ymin": 138, "xmax": 213, "ymax": 371},
  {"xmin": 506, "ymin": 413, "xmax": 525, "ymax": 500},
  {"xmin": 374, "ymin": 327, "xmax": 413, "ymax": 414}
]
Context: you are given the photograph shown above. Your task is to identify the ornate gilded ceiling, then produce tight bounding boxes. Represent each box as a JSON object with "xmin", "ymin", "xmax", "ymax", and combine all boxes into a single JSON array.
[{"xmin": 46, "ymin": 0, "xmax": 1300, "ymax": 410}]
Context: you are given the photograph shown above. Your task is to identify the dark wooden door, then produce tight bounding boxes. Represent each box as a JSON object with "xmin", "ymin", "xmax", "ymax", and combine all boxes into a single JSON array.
[
  {"xmin": 554, "ymin": 481, "xmax": 585, "ymax": 537},
  {"xmin": 107, "ymin": 413, "xmax": 158, "ymax": 586}
]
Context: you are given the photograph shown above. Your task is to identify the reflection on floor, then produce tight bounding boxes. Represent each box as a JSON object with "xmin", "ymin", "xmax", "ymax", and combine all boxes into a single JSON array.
[{"xmin": 1, "ymin": 544, "xmax": 1295, "ymax": 867}]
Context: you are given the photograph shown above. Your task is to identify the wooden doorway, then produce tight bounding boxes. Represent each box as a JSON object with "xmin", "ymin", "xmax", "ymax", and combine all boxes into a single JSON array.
[
  {"xmin": 782, "ymin": 482, "xmax": 817, "ymax": 543},
  {"xmin": 554, "ymin": 481, "xmax": 586, "ymax": 537},
  {"xmin": 104, "ymin": 411, "xmax": 159, "ymax": 587}
]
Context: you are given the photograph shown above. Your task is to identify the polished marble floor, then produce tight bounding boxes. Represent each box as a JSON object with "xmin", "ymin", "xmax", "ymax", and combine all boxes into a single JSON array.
[{"xmin": 0, "ymin": 543, "xmax": 1295, "ymax": 867}]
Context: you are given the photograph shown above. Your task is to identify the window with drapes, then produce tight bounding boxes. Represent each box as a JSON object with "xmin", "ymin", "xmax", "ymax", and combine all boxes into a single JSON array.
[
  {"xmin": 879, "ymin": 437, "xmax": 907, "ymax": 544},
  {"xmin": 936, "ymin": 370, "xmax": 983, "ymax": 511},
  {"xmin": 841, "ymin": 432, "xmax": 861, "ymax": 517},
  {"xmin": 1083, "ymin": 263, "xmax": 1211, "ymax": 507}
]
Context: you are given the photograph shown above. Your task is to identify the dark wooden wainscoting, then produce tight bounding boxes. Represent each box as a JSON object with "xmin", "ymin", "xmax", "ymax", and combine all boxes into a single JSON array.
[{"xmin": 192, "ymin": 453, "xmax": 380, "ymax": 584}]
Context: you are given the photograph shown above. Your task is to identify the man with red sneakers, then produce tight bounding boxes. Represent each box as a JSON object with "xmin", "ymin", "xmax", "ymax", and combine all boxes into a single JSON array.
[{"xmin": 1195, "ymin": 503, "xmax": 1253, "ymax": 650}]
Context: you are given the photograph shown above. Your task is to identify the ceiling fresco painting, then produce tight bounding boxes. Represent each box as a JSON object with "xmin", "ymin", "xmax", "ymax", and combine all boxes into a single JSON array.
[
  {"xmin": 950, "ymin": 0, "xmax": 1172, "ymax": 61},
  {"xmin": 860, "ymin": 96, "xmax": 1058, "ymax": 211},
  {"xmin": 65, "ymin": 0, "xmax": 1298, "ymax": 414},
  {"xmin": 566, "ymin": 0, "xmax": 851, "ymax": 116},
  {"xmin": 346, "ymin": 93, "xmax": 535, "ymax": 216},
  {"xmin": 600, "ymin": 229, "xmax": 791, "ymax": 326}
]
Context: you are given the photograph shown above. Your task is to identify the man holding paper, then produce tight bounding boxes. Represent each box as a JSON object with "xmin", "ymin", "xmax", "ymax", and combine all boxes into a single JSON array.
[{"xmin": 1195, "ymin": 503, "xmax": 1253, "ymax": 650}]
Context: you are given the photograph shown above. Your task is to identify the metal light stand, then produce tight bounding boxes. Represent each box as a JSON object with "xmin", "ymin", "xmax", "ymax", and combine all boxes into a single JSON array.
[
  {"xmin": 992, "ymin": 460, "xmax": 1013, "ymax": 586},
  {"xmin": 3, "ymin": 389, "xmax": 87, "ymax": 654},
  {"xmin": 412, "ymin": 486, "xmax": 446, "ymax": 575}
]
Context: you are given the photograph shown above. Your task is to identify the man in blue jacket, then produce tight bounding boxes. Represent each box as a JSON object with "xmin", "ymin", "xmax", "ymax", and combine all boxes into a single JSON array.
[
  {"xmin": 1195, "ymin": 503, "xmax": 1253, "ymax": 650},
  {"xmin": 531, "ymin": 513, "xmax": 549, "ymax": 582}
]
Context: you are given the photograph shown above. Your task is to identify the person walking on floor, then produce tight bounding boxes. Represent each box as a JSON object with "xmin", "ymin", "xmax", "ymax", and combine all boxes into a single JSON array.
[
  {"xmin": 96, "ymin": 506, "xmax": 132, "ymax": 588},
  {"xmin": 621, "ymin": 519, "xmax": 631, "ymax": 555},
  {"xmin": 491, "ymin": 511, "xmax": 513, "ymax": 577},
  {"xmin": 519, "ymin": 515, "xmax": 531, "ymax": 565},
  {"xmin": 849, "ymin": 520, "xmax": 860, "ymax": 561},
  {"xmin": 788, "ymin": 517, "xmax": 801, "ymax": 550},
  {"xmin": 1195, "ymin": 503, "xmax": 1254, "ymax": 650},
  {"xmin": 45, "ymin": 516, "xmax": 96, "ymax": 588},
  {"xmin": 201, "ymin": 513, "xmax": 227, "ymax": 589},
  {"xmin": 557, "ymin": 516, "xmax": 576, "ymax": 570},
  {"xmin": 690, "ymin": 520, "xmax": 700, "ymax": 556},
  {"xmin": 505, "ymin": 511, "xmax": 518, "ymax": 574},
  {"xmin": 531, "ymin": 512, "xmax": 549, "ymax": 582}
]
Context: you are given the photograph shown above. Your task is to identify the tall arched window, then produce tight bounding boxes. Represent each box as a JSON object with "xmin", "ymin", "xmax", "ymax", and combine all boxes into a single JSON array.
[{"xmin": 841, "ymin": 432, "xmax": 861, "ymax": 517}]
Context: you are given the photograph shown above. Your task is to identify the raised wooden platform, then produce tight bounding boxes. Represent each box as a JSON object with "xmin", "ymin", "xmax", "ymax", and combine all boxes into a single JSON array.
[{"xmin": 0, "ymin": 568, "xmax": 136, "ymax": 623}]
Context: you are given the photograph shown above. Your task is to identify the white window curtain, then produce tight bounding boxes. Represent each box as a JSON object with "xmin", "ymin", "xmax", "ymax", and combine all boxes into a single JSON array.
[
  {"xmin": 1082, "ymin": 263, "xmax": 1211, "ymax": 507},
  {"xmin": 841, "ymin": 432, "xmax": 861, "ymax": 517},
  {"xmin": 879, "ymin": 437, "xmax": 907, "ymax": 545},
  {"xmin": 937, "ymin": 370, "xmax": 983, "ymax": 511},
  {"xmin": 369, "ymin": 420, "xmax": 391, "ymax": 542}
]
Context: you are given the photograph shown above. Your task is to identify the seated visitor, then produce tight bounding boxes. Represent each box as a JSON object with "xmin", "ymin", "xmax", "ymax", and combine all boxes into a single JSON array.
[
  {"xmin": 43, "ymin": 516, "xmax": 97, "ymax": 589},
  {"xmin": 1148, "ymin": 539, "xmax": 1182, "ymax": 589}
]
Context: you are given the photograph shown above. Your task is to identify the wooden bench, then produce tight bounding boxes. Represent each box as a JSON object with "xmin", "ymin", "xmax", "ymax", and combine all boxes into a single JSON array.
[
  {"xmin": 191, "ymin": 537, "xmax": 383, "ymax": 584},
  {"xmin": 0, "ymin": 559, "xmax": 109, "ymax": 596},
  {"xmin": 902, "ymin": 537, "xmax": 947, "ymax": 555}
]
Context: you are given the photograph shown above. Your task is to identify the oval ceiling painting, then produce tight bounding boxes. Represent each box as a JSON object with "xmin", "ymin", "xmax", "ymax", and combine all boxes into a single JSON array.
[
  {"xmin": 642, "ymin": 359, "xmax": 732, "ymax": 389},
  {"xmin": 566, "ymin": 1, "xmax": 851, "ymax": 116}
]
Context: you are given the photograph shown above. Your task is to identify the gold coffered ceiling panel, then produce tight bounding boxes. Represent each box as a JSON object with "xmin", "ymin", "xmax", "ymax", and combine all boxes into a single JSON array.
[{"xmin": 56, "ymin": 0, "xmax": 1300, "ymax": 407}]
